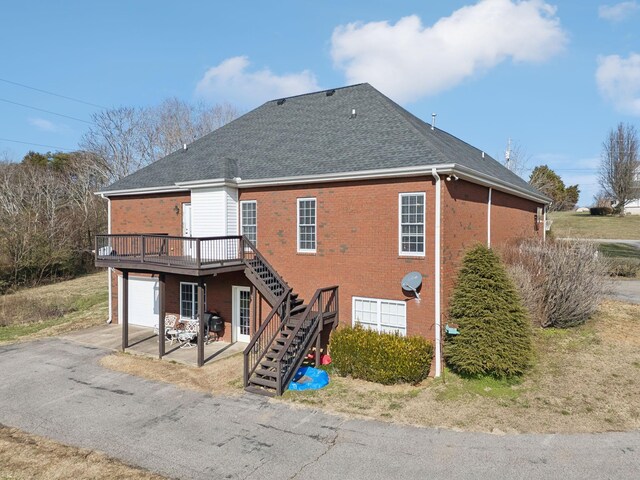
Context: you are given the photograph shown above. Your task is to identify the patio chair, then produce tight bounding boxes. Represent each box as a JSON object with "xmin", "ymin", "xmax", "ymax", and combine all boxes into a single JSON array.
[
  {"xmin": 154, "ymin": 314, "xmax": 180, "ymax": 345},
  {"xmin": 177, "ymin": 320, "xmax": 198, "ymax": 348}
]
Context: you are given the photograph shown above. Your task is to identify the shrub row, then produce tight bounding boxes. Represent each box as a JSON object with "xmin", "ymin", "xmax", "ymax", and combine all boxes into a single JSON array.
[
  {"xmin": 590, "ymin": 207, "xmax": 613, "ymax": 216},
  {"xmin": 330, "ymin": 325, "xmax": 433, "ymax": 385}
]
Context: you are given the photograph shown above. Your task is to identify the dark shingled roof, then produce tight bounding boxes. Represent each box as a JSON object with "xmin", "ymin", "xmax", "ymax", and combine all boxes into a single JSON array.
[{"xmin": 103, "ymin": 83, "xmax": 543, "ymax": 199}]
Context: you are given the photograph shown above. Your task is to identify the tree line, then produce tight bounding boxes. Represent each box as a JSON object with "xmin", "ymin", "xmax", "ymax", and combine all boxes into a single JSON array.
[{"xmin": 0, "ymin": 99, "xmax": 239, "ymax": 293}]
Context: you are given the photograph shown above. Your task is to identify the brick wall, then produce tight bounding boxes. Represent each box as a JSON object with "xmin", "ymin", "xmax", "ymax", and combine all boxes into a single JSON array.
[
  {"xmin": 239, "ymin": 177, "xmax": 436, "ymax": 339},
  {"xmin": 490, "ymin": 189, "xmax": 543, "ymax": 245},
  {"xmin": 107, "ymin": 178, "xmax": 544, "ymax": 346},
  {"xmin": 110, "ymin": 191, "xmax": 190, "ymax": 235}
]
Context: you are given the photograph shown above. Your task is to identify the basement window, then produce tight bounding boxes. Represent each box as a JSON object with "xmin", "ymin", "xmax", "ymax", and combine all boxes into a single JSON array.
[
  {"xmin": 399, "ymin": 192, "xmax": 425, "ymax": 256},
  {"xmin": 352, "ymin": 297, "xmax": 406, "ymax": 336}
]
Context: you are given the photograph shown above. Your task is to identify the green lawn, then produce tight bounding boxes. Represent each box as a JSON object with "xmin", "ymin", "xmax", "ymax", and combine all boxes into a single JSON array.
[{"xmin": 548, "ymin": 211, "xmax": 640, "ymax": 240}]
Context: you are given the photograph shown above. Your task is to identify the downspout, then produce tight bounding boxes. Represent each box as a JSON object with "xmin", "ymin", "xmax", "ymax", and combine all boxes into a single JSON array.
[
  {"xmin": 543, "ymin": 204, "xmax": 547, "ymax": 242},
  {"xmin": 487, "ymin": 188, "xmax": 492, "ymax": 248},
  {"xmin": 104, "ymin": 194, "xmax": 113, "ymax": 324},
  {"xmin": 432, "ymin": 168, "xmax": 442, "ymax": 377}
]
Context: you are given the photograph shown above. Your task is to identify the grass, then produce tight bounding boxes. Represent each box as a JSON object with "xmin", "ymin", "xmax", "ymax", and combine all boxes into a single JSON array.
[
  {"xmin": 549, "ymin": 211, "xmax": 640, "ymax": 240},
  {"xmin": 0, "ymin": 424, "xmax": 165, "ymax": 480},
  {"xmin": 280, "ymin": 299, "xmax": 640, "ymax": 433},
  {"xmin": 598, "ymin": 243, "xmax": 640, "ymax": 277},
  {"xmin": 100, "ymin": 351, "xmax": 245, "ymax": 396},
  {"xmin": 101, "ymin": 299, "xmax": 640, "ymax": 434},
  {"xmin": 0, "ymin": 273, "xmax": 108, "ymax": 343}
]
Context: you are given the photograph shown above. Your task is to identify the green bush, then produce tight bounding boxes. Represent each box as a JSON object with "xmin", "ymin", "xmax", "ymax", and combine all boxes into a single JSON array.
[
  {"xmin": 445, "ymin": 245, "xmax": 532, "ymax": 378},
  {"xmin": 590, "ymin": 207, "xmax": 613, "ymax": 216},
  {"xmin": 330, "ymin": 325, "xmax": 433, "ymax": 385}
]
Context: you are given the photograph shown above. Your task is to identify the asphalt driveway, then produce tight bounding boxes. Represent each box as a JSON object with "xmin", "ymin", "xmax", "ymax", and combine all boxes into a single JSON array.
[{"xmin": 1, "ymin": 338, "xmax": 639, "ymax": 479}]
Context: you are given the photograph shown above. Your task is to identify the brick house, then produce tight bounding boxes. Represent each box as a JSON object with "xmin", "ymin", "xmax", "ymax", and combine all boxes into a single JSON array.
[{"xmin": 96, "ymin": 83, "xmax": 549, "ymax": 395}]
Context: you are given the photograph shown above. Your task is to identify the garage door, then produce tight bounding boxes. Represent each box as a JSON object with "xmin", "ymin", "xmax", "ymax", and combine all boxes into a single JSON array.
[{"xmin": 118, "ymin": 276, "xmax": 159, "ymax": 328}]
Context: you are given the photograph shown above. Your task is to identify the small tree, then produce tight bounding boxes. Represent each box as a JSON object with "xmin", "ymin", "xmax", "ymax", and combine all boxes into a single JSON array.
[
  {"xmin": 599, "ymin": 123, "xmax": 640, "ymax": 213},
  {"xmin": 529, "ymin": 165, "xmax": 580, "ymax": 211},
  {"xmin": 444, "ymin": 245, "xmax": 532, "ymax": 378}
]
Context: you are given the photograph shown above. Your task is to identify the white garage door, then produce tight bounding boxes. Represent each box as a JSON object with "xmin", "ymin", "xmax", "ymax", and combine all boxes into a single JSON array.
[{"xmin": 118, "ymin": 276, "xmax": 159, "ymax": 328}]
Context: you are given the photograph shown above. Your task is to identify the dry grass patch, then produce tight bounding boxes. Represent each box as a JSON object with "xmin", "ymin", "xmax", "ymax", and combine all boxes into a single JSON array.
[
  {"xmin": 282, "ymin": 300, "xmax": 640, "ymax": 433},
  {"xmin": 100, "ymin": 351, "xmax": 244, "ymax": 396},
  {"xmin": 0, "ymin": 273, "xmax": 108, "ymax": 343},
  {"xmin": 0, "ymin": 424, "xmax": 165, "ymax": 480}
]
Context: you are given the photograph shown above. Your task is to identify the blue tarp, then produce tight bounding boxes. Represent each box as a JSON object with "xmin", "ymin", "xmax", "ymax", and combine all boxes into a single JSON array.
[{"xmin": 288, "ymin": 366, "xmax": 329, "ymax": 391}]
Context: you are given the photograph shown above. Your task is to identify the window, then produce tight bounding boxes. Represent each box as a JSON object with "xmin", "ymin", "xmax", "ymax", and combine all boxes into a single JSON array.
[
  {"xmin": 297, "ymin": 198, "xmax": 316, "ymax": 253},
  {"xmin": 240, "ymin": 200, "xmax": 257, "ymax": 245},
  {"xmin": 180, "ymin": 282, "xmax": 206, "ymax": 320},
  {"xmin": 352, "ymin": 297, "xmax": 407, "ymax": 336},
  {"xmin": 399, "ymin": 193, "xmax": 425, "ymax": 255}
]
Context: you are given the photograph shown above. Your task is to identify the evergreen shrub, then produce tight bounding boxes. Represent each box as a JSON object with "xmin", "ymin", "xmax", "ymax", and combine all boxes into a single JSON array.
[
  {"xmin": 330, "ymin": 326, "xmax": 433, "ymax": 385},
  {"xmin": 444, "ymin": 244, "xmax": 532, "ymax": 378}
]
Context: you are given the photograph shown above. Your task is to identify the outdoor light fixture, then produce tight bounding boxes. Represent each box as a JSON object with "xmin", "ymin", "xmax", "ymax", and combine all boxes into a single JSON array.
[{"xmin": 174, "ymin": 205, "xmax": 180, "ymax": 214}]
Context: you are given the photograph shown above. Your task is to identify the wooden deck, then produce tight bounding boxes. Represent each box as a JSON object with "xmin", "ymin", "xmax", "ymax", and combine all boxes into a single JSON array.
[{"xmin": 95, "ymin": 234, "xmax": 249, "ymax": 275}]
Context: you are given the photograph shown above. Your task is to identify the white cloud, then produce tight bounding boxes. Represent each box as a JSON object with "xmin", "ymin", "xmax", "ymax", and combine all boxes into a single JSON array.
[
  {"xmin": 195, "ymin": 56, "xmax": 320, "ymax": 106},
  {"xmin": 598, "ymin": 1, "xmax": 639, "ymax": 22},
  {"xmin": 596, "ymin": 52, "xmax": 640, "ymax": 115},
  {"xmin": 28, "ymin": 117, "xmax": 61, "ymax": 132},
  {"xmin": 330, "ymin": 0, "xmax": 568, "ymax": 103}
]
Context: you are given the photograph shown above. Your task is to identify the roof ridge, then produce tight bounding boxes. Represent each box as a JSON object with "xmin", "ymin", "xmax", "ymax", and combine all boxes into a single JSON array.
[{"xmin": 267, "ymin": 82, "xmax": 370, "ymax": 103}]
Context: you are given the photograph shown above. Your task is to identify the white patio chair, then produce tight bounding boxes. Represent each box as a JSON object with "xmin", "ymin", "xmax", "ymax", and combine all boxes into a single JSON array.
[
  {"xmin": 177, "ymin": 320, "xmax": 198, "ymax": 348},
  {"xmin": 154, "ymin": 314, "xmax": 180, "ymax": 345}
]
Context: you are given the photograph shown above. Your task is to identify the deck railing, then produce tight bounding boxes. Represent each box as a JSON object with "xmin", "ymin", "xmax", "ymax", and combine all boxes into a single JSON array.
[{"xmin": 95, "ymin": 234, "xmax": 244, "ymax": 270}]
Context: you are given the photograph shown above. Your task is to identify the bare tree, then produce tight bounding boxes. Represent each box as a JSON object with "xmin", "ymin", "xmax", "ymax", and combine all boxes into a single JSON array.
[
  {"xmin": 599, "ymin": 122, "xmax": 640, "ymax": 213},
  {"xmin": 81, "ymin": 99, "xmax": 239, "ymax": 183},
  {"xmin": 504, "ymin": 139, "xmax": 531, "ymax": 178}
]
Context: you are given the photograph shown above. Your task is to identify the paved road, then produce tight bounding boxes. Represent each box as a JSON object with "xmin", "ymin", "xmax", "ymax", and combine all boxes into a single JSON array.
[
  {"xmin": 1, "ymin": 339, "xmax": 639, "ymax": 480},
  {"xmin": 558, "ymin": 238, "xmax": 640, "ymax": 247},
  {"xmin": 609, "ymin": 279, "xmax": 640, "ymax": 304}
]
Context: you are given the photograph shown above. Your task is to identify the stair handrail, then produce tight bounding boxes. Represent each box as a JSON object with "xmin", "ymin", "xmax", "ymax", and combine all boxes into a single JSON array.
[
  {"xmin": 275, "ymin": 285, "xmax": 339, "ymax": 394},
  {"xmin": 241, "ymin": 236, "xmax": 289, "ymax": 297},
  {"xmin": 243, "ymin": 287, "xmax": 292, "ymax": 386}
]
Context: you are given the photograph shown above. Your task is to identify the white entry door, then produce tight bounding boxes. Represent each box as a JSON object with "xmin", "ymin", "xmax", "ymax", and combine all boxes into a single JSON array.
[
  {"xmin": 182, "ymin": 203, "xmax": 192, "ymax": 256},
  {"xmin": 232, "ymin": 286, "xmax": 251, "ymax": 343},
  {"xmin": 118, "ymin": 276, "xmax": 159, "ymax": 328}
]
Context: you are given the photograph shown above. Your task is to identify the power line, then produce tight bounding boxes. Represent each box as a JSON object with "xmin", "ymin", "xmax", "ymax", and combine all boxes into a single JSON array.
[
  {"xmin": 0, "ymin": 97, "xmax": 94, "ymax": 125},
  {"xmin": 0, "ymin": 77, "xmax": 107, "ymax": 109},
  {"xmin": 0, "ymin": 137, "xmax": 74, "ymax": 151}
]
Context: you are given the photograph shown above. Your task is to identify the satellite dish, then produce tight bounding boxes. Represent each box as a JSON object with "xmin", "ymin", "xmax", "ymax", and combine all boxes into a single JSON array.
[{"xmin": 401, "ymin": 271, "xmax": 423, "ymax": 300}]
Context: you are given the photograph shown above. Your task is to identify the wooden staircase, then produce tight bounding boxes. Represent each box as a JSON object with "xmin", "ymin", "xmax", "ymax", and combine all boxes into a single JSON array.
[{"xmin": 241, "ymin": 238, "xmax": 338, "ymax": 396}]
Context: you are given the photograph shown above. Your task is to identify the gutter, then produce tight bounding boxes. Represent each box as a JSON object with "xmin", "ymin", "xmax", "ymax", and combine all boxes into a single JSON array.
[
  {"xmin": 432, "ymin": 168, "xmax": 442, "ymax": 377},
  {"xmin": 95, "ymin": 164, "xmax": 550, "ymax": 205}
]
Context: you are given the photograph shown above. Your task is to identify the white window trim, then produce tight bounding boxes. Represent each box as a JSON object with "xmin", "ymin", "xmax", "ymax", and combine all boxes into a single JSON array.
[
  {"xmin": 297, "ymin": 197, "xmax": 317, "ymax": 253},
  {"xmin": 352, "ymin": 296, "xmax": 407, "ymax": 336},
  {"xmin": 398, "ymin": 192, "xmax": 426, "ymax": 257},
  {"xmin": 179, "ymin": 282, "xmax": 206, "ymax": 320},
  {"xmin": 240, "ymin": 200, "xmax": 257, "ymax": 246}
]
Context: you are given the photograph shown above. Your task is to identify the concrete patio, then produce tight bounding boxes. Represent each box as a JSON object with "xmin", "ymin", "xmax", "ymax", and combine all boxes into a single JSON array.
[{"xmin": 62, "ymin": 324, "xmax": 247, "ymax": 366}]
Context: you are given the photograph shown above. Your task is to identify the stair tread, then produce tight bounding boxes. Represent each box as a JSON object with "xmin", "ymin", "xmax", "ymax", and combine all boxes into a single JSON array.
[
  {"xmin": 249, "ymin": 376, "xmax": 277, "ymax": 388},
  {"xmin": 244, "ymin": 385, "xmax": 276, "ymax": 397},
  {"xmin": 255, "ymin": 367, "xmax": 278, "ymax": 378},
  {"xmin": 260, "ymin": 360, "xmax": 278, "ymax": 368}
]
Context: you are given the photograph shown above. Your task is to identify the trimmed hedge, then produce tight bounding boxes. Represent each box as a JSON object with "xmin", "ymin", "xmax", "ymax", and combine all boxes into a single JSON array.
[
  {"xmin": 330, "ymin": 325, "xmax": 433, "ymax": 385},
  {"xmin": 444, "ymin": 245, "xmax": 532, "ymax": 378},
  {"xmin": 590, "ymin": 207, "xmax": 613, "ymax": 216}
]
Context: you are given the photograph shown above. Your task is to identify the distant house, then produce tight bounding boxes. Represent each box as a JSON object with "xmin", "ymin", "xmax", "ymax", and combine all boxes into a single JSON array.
[{"xmin": 95, "ymin": 83, "xmax": 549, "ymax": 394}]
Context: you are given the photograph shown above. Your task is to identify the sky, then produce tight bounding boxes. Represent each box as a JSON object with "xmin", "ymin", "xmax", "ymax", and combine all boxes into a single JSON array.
[{"xmin": 1, "ymin": 0, "xmax": 639, "ymax": 205}]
